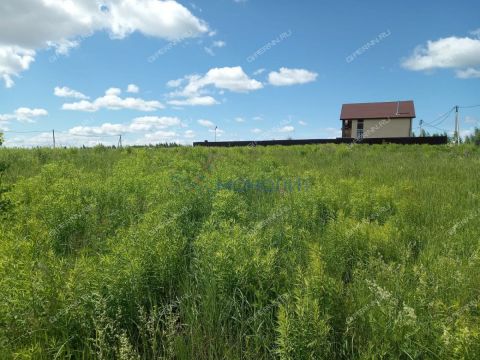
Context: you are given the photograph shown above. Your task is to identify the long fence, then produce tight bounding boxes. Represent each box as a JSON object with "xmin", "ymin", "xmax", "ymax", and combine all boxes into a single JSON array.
[{"xmin": 193, "ymin": 136, "xmax": 448, "ymax": 147}]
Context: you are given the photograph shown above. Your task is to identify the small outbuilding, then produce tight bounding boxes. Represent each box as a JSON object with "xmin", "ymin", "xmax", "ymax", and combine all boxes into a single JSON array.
[{"xmin": 340, "ymin": 100, "xmax": 416, "ymax": 139}]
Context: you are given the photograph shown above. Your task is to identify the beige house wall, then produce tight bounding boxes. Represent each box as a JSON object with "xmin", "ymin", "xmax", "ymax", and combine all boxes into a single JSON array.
[{"xmin": 348, "ymin": 118, "xmax": 412, "ymax": 138}]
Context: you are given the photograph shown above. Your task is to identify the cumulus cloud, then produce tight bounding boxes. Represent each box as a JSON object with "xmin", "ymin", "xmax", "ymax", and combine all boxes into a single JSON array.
[
  {"xmin": 144, "ymin": 130, "xmax": 177, "ymax": 142},
  {"xmin": 62, "ymin": 87, "xmax": 164, "ymax": 112},
  {"xmin": 129, "ymin": 116, "xmax": 181, "ymax": 130},
  {"xmin": 166, "ymin": 78, "xmax": 184, "ymax": 88},
  {"xmin": 204, "ymin": 66, "xmax": 263, "ymax": 92},
  {"xmin": 54, "ymin": 86, "xmax": 89, "ymax": 99},
  {"xmin": 127, "ymin": 84, "xmax": 140, "ymax": 93},
  {"xmin": 68, "ymin": 116, "xmax": 182, "ymax": 136},
  {"xmin": 0, "ymin": 47, "xmax": 35, "ymax": 88},
  {"xmin": 402, "ymin": 34, "xmax": 480, "ymax": 78},
  {"xmin": 0, "ymin": 0, "xmax": 209, "ymax": 87},
  {"xmin": 0, "ymin": 107, "xmax": 48, "ymax": 123},
  {"xmin": 198, "ymin": 119, "xmax": 215, "ymax": 128},
  {"xmin": 184, "ymin": 130, "xmax": 195, "ymax": 138},
  {"xmin": 204, "ymin": 40, "xmax": 226, "ymax": 56},
  {"xmin": 471, "ymin": 28, "xmax": 480, "ymax": 39},
  {"xmin": 168, "ymin": 96, "xmax": 218, "ymax": 106},
  {"xmin": 168, "ymin": 66, "xmax": 262, "ymax": 106},
  {"xmin": 5, "ymin": 129, "xmax": 182, "ymax": 148},
  {"xmin": 268, "ymin": 67, "xmax": 318, "ymax": 86},
  {"xmin": 278, "ymin": 125, "xmax": 295, "ymax": 133},
  {"xmin": 455, "ymin": 68, "xmax": 480, "ymax": 79}
]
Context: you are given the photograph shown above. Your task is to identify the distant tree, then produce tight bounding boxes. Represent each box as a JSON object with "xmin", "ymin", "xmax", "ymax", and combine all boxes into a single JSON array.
[
  {"xmin": 465, "ymin": 127, "xmax": 480, "ymax": 145},
  {"xmin": 0, "ymin": 131, "xmax": 4, "ymax": 146}
]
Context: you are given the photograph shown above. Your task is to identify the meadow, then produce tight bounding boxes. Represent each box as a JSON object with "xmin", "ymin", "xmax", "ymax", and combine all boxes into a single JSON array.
[{"xmin": 0, "ymin": 144, "xmax": 479, "ymax": 359}]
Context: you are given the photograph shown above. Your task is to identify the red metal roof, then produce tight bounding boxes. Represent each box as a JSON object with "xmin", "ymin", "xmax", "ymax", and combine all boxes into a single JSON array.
[{"xmin": 340, "ymin": 100, "xmax": 415, "ymax": 120}]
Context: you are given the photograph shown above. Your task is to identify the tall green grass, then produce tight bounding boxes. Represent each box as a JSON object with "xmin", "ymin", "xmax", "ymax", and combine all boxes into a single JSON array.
[{"xmin": 0, "ymin": 144, "xmax": 479, "ymax": 359}]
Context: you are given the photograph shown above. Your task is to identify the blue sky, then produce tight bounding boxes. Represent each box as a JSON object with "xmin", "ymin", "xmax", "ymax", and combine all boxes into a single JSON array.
[{"xmin": 0, "ymin": 0, "xmax": 479, "ymax": 146}]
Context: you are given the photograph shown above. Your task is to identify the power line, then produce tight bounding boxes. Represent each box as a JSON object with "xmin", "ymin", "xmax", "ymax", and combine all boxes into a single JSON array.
[
  {"xmin": 422, "ymin": 107, "xmax": 455, "ymax": 127},
  {"xmin": 423, "ymin": 123, "xmax": 449, "ymax": 132},
  {"xmin": 459, "ymin": 104, "xmax": 480, "ymax": 109}
]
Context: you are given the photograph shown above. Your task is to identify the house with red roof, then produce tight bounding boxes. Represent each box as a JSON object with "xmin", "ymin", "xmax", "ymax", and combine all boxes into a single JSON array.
[{"xmin": 340, "ymin": 100, "xmax": 416, "ymax": 139}]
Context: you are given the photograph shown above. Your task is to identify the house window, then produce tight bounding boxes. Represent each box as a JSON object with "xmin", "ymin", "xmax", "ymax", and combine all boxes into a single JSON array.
[{"xmin": 356, "ymin": 120, "xmax": 364, "ymax": 139}]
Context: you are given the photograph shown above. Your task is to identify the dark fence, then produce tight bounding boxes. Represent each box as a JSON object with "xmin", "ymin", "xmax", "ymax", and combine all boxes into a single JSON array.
[{"xmin": 194, "ymin": 136, "xmax": 448, "ymax": 147}]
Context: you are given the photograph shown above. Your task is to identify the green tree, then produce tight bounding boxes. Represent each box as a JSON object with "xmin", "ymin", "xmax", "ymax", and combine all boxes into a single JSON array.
[
  {"xmin": 0, "ymin": 131, "xmax": 4, "ymax": 146},
  {"xmin": 465, "ymin": 127, "xmax": 480, "ymax": 145}
]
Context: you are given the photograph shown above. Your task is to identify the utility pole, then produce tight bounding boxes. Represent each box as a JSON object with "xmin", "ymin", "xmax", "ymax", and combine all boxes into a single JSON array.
[
  {"xmin": 454, "ymin": 105, "xmax": 459, "ymax": 145},
  {"xmin": 52, "ymin": 129, "xmax": 56, "ymax": 148},
  {"xmin": 419, "ymin": 119, "xmax": 423, "ymax": 136},
  {"xmin": 118, "ymin": 134, "xmax": 122, "ymax": 148},
  {"xmin": 214, "ymin": 126, "xmax": 218, "ymax": 142}
]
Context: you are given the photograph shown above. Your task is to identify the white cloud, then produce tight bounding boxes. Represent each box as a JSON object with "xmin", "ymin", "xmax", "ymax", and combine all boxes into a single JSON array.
[
  {"xmin": 4, "ymin": 132, "xmax": 83, "ymax": 148},
  {"xmin": 168, "ymin": 66, "xmax": 262, "ymax": 106},
  {"xmin": 235, "ymin": 117, "xmax": 245, "ymax": 123},
  {"xmin": 129, "ymin": 116, "xmax": 181, "ymax": 130},
  {"xmin": 268, "ymin": 67, "xmax": 318, "ymax": 86},
  {"xmin": 68, "ymin": 116, "xmax": 182, "ymax": 136},
  {"xmin": 143, "ymin": 130, "xmax": 177, "ymax": 142},
  {"xmin": 5, "ymin": 132, "xmax": 190, "ymax": 147},
  {"xmin": 184, "ymin": 130, "xmax": 195, "ymax": 138},
  {"xmin": 204, "ymin": 66, "xmax": 263, "ymax": 92},
  {"xmin": 204, "ymin": 40, "xmax": 227, "ymax": 55},
  {"xmin": 251, "ymin": 128, "xmax": 262, "ymax": 134},
  {"xmin": 455, "ymin": 67, "xmax": 480, "ymax": 79},
  {"xmin": 198, "ymin": 119, "xmax": 215, "ymax": 128},
  {"xmin": 402, "ymin": 34, "xmax": 480, "ymax": 78},
  {"xmin": 62, "ymin": 87, "xmax": 164, "ymax": 112},
  {"xmin": 3, "ymin": 117, "xmax": 193, "ymax": 147},
  {"xmin": 278, "ymin": 125, "xmax": 295, "ymax": 133},
  {"xmin": 105, "ymin": 87, "xmax": 122, "ymax": 96},
  {"xmin": 213, "ymin": 40, "xmax": 226, "ymax": 48},
  {"xmin": 69, "ymin": 123, "xmax": 126, "ymax": 136},
  {"xmin": 0, "ymin": 0, "xmax": 209, "ymax": 87},
  {"xmin": 253, "ymin": 68, "xmax": 266, "ymax": 76},
  {"xmin": 167, "ymin": 78, "xmax": 184, "ymax": 88},
  {"xmin": 0, "ymin": 107, "xmax": 48, "ymax": 123},
  {"xmin": 204, "ymin": 46, "xmax": 215, "ymax": 56},
  {"xmin": 54, "ymin": 86, "xmax": 89, "ymax": 99},
  {"xmin": 168, "ymin": 96, "xmax": 218, "ymax": 106},
  {"xmin": 0, "ymin": 47, "xmax": 35, "ymax": 88},
  {"xmin": 298, "ymin": 120, "xmax": 307, "ymax": 126},
  {"xmin": 127, "ymin": 84, "xmax": 140, "ymax": 93}
]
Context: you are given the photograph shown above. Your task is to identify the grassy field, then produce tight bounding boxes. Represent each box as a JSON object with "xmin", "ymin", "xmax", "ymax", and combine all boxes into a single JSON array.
[{"xmin": 0, "ymin": 144, "xmax": 479, "ymax": 359}]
